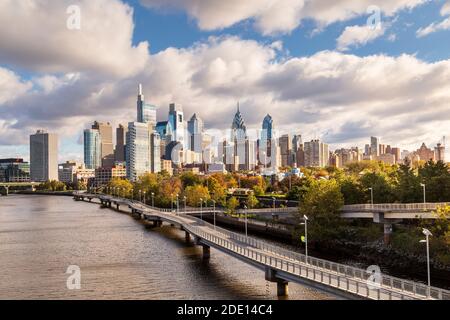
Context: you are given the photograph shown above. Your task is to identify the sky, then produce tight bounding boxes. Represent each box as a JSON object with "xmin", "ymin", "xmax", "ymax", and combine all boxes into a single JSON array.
[{"xmin": 1, "ymin": 0, "xmax": 450, "ymax": 162}]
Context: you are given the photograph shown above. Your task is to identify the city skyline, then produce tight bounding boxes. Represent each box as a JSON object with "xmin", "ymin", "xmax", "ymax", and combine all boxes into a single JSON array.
[{"xmin": 1, "ymin": 1, "xmax": 450, "ymax": 162}]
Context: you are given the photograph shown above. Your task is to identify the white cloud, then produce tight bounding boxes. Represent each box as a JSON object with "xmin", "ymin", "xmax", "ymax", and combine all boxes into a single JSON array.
[
  {"xmin": 140, "ymin": 0, "xmax": 426, "ymax": 35},
  {"xmin": 416, "ymin": 0, "xmax": 450, "ymax": 37},
  {"xmin": 337, "ymin": 25, "xmax": 386, "ymax": 51},
  {"xmin": 0, "ymin": 68, "xmax": 32, "ymax": 105},
  {"xmin": 0, "ymin": 0, "xmax": 149, "ymax": 77},
  {"xmin": 2, "ymin": 35, "xmax": 450, "ymax": 156}
]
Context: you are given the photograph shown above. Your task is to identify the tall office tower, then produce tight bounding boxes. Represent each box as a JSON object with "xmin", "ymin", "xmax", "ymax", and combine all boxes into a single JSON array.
[
  {"xmin": 371, "ymin": 136, "xmax": 380, "ymax": 157},
  {"xmin": 379, "ymin": 144, "xmax": 386, "ymax": 155},
  {"xmin": 137, "ymin": 84, "xmax": 157, "ymax": 127},
  {"xmin": 168, "ymin": 103, "xmax": 186, "ymax": 148},
  {"xmin": 245, "ymin": 139, "xmax": 257, "ymax": 171},
  {"xmin": 304, "ymin": 139, "xmax": 329, "ymax": 167},
  {"xmin": 150, "ymin": 131, "xmax": 161, "ymax": 173},
  {"xmin": 230, "ymin": 103, "xmax": 248, "ymax": 171},
  {"xmin": 188, "ymin": 113, "xmax": 204, "ymax": 154},
  {"xmin": 92, "ymin": 121, "xmax": 114, "ymax": 168},
  {"xmin": 84, "ymin": 129, "xmax": 102, "ymax": 169},
  {"xmin": 30, "ymin": 130, "xmax": 58, "ymax": 182},
  {"xmin": 385, "ymin": 145, "xmax": 392, "ymax": 154},
  {"xmin": 435, "ymin": 143, "xmax": 445, "ymax": 162},
  {"xmin": 115, "ymin": 124, "xmax": 127, "ymax": 163},
  {"xmin": 126, "ymin": 122, "xmax": 151, "ymax": 181},
  {"xmin": 391, "ymin": 147, "xmax": 401, "ymax": 163},
  {"xmin": 296, "ymin": 144, "xmax": 305, "ymax": 167},
  {"xmin": 364, "ymin": 144, "xmax": 370, "ymax": 156},
  {"xmin": 260, "ymin": 114, "xmax": 273, "ymax": 167},
  {"xmin": 279, "ymin": 134, "xmax": 292, "ymax": 167}
]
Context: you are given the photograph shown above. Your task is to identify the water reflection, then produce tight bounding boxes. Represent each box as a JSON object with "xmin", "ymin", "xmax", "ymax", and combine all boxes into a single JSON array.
[{"xmin": 0, "ymin": 195, "xmax": 335, "ymax": 300}]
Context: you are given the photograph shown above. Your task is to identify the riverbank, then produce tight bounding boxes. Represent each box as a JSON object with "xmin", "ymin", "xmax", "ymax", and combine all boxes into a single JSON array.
[{"xmin": 14, "ymin": 190, "xmax": 74, "ymax": 196}]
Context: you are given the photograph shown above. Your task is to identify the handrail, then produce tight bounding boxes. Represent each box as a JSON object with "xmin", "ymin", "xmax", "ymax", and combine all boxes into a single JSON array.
[
  {"xmin": 343, "ymin": 202, "xmax": 450, "ymax": 212},
  {"xmin": 74, "ymin": 192, "xmax": 450, "ymax": 300}
]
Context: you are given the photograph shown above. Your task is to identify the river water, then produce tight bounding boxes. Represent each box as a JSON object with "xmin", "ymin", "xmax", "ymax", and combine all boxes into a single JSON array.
[{"xmin": 0, "ymin": 195, "xmax": 336, "ymax": 300}]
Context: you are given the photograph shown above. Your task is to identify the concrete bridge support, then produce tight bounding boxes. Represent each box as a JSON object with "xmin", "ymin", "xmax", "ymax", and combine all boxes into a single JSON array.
[
  {"xmin": 202, "ymin": 245, "xmax": 210, "ymax": 260},
  {"xmin": 265, "ymin": 267, "xmax": 288, "ymax": 297},
  {"xmin": 185, "ymin": 231, "xmax": 191, "ymax": 243},
  {"xmin": 384, "ymin": 223, "xmax": 393, "ymax": 245}
]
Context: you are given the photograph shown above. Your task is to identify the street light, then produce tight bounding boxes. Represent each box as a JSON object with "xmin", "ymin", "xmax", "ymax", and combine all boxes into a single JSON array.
[
  {"xmin": 171, "ymin": 194, "xmax": 174, "ymax": 211},
  {"xmin": 176, "ymin": 194, "xmax": 179, "ymax": 215},
  {"xmin": 183, "ymin": 196, "xmax": 187, "ymax": 214},
  {"xmin": 143, "ymin": 191, "xmax": 147, "ymax": 205},
  {"xmin": 151, "ymin": 192, "xmax": 155, "ymax": 207},
  {"xmin": 212, "ymin": 200, "xmax": 216, "ymax": 230},
  {"xmin": 420, "ymin": 183, "xmax": 426, "ymax": 204},
  {"xmin": 300, "ymin": 215, "xmax": 309, "ymax": 264},
  {"xmin": 368, "ymin": 187, "xmax": 374, "ymax": 207},
  {"xmin": 420, "ymin": 228, "xmax": 432, "ymax": 299},
  {"xmin": 139, "ymin": 190, "xmax": 142, "ymax": 202},
  {"xmin": 243, "ymin": 205, "xmax": 248, "ymax": 237},
  {"xmin": 200, "ymin": 198, "xmax": 203, "ymax": 220},
  {"xmin": 272, "ymin": 197, "xmax": 276, "ymax": 210}
]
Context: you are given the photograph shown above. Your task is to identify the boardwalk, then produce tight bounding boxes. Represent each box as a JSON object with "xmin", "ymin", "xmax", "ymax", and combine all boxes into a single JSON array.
[{"xmin": 74, "ymin": 192, "xmax": 449, "ymax": 300}]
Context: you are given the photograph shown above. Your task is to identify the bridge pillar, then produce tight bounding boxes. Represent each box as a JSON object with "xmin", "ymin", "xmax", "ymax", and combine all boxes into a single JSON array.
[
  {"xmin": 384, "ymin": 223, "xmax": 393, "ymax": 245},
  {"xmin": 185, "ymin": 231, "xmax": 191, "ymax": 243},
  {"xmin": 5, "ymin": 186, "xmax": 9, "ymax": 196},
  {"xmin": 277, "ymin": 280, "xmax": 289, "ymax": 297},
  {"xmin": 202, "ymin": 245, "xmax": 210, "ymax": 260},
  {"xmin": 116, "ymin": 204, "xmax": 120, "ymax": 210}
]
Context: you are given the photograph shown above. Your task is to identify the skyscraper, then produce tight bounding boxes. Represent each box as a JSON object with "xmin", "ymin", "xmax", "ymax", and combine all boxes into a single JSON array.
[
  {"xmin": 260, "ymin": 114, "xmax": 273, "ymax": 165},
  {"xmin": 279, "ymin": 134, "xmax": 292, "ymax": 167},
  {"xmin": 115, "ymin": 124, "xmax": 127, "ymax": 163},
  {"xmin": 92, "ymin": 121, "xmax": 114, "ymax": 168},
  {"xmin": 30, "ymin": 130, "xmax": 58, "ymax": 182},
  {"xmin": 371, "ymin": 136, "xmax": 380, "ymax": 157},
  {"xmin": 126, "ymin": 122, "xmax": 151, "ymax": 181},
  {"xmin": 304, "ymin": 139, "xmax": 329, "ymax": 167},
  {"xmin": 188, "ymin": 113, "xmax": 204, "ymax": 154},
  {"xmin": 168, "ymin": 103, "xmax": 186, "ymax": 148},
  {"xmin": 84, "ymin": 129, "xmax": 102, "ymax": 169},
  {"xmin": 137, "ymin": 84, "xmax": 157, "ymax": 127}
]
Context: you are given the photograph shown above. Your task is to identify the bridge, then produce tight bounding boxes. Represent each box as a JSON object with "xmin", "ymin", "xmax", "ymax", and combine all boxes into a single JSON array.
[
  {"xmin": 73, "ymin": 192, "xmax": 449, "ymax": 300},
  {"xmin": 0, "ymin": 182, "xmax": 40, "ymax": 195}
]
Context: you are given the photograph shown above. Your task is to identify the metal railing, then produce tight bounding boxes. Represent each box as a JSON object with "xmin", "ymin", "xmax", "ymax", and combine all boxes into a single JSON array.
[
  {"xmin": 76, "ymin": 193, "xmax": 450, "ymax": 300},
  {"xmin": 342, "ymin": 203, "xmax": 450, "ymax": 212}
]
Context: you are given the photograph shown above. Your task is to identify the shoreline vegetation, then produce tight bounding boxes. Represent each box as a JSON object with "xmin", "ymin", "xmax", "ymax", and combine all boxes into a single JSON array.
[{"xmin": 8, "ymin": 159, "xmax": 450, "ymax": 288}]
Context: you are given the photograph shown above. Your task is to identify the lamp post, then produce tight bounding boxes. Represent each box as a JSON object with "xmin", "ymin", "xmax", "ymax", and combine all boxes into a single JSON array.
[
  {"xmin": 151, "ymin": 192, "xmax": 155, "ymax": 207},
  {"xmin": 369, "ymin": 187, "xmax": 374, "ymax": 207},
  {"xmin": 176, "ymin": 194, "xmax": 179, "ymax": 215},
  {"xmin": 300, "ymin": 215, "xmax": 309, "ymax": 264},
  {"xmin": 200, "ymin": 198, "xmax": 203, "ymax": 220},
  {"xmin": 244, "ymin": 205, "xmax": 248, "ymax": 237},
  {"xmin": 183, "ymin": 196, "xmax": 187, "ymax": 214},
  {"xmin": 143, "ymin": 191, "xmax": 146, "ymax": 205},
  {"xmin": 139, "ymin": 190, "xmax": 142, "ymax": 202},
  {"xmin": 212, "ymin": 200, "xmax": 216, "ymax": 230},
  {"xmin": 420, "ymin": 183, "xmax": 426, "ymax": 205},
  {"xmin": 171, "ymin": 194, "xmax": 174, "ymax": 211},
  {"xmin": 272, "ymin": 197, "xmax": 276, "ymax": 210},
  {"xmin": 420, "ymin": 228, "xmax": 432, "ymax": 299}
]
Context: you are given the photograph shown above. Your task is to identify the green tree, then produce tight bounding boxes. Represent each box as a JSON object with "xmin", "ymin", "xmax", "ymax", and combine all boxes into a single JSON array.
[
  {"xmin": 107, "ymin": 178, "xmax": 133, "ymax": 198},
  {"xmin": 418, "ymin": 160, "xmax": 450, "ymax": 202},
  {"xmin": 207, "ymin": 176, "xmax": 227, "ymax": 206},
  {"xmin": 247, "ymin": 193, "xmax": 259, "ymax": 209},
  {"xmin": 226, "ymin": 197, "xmax": 239, "ymax": 214},
  {"xmin": 299, "ymin": 179, "xmax": 344, "ymax": 220},
  {"xmin": 395, "ymin": 164, "xmax": 421, "ymax": 203},
  {"xmin": 359, "ymin": 172, "xmax": 395, "ymax": 203}
]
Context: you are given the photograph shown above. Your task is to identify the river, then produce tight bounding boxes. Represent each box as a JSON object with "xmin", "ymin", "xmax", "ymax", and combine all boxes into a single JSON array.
[{"xmin": 0, "ymin": 195, "xmax": 336, "ymax": 300}]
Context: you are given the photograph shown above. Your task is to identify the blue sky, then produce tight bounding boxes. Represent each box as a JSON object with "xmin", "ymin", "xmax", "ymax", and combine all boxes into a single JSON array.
[{"xmin": 1, "ymin": 0, "xmax": 450, "ymax": 162}]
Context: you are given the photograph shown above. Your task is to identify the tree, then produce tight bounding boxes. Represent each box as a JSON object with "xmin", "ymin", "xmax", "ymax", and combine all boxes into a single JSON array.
[
  {"xmin": 359, "ymin": 171, "xmax": 396, "ymax": 203},
  {"xmin": 180, "ymin": 172, "xmax": 202, "ymax": 188},
  {"xmin": 226, "ymin": 197, "xmax": 239, "ymax": 214},
  {"xmin": 207, "ymin": 176, "xmax": 227, "ymax": 206},
  {"xmin": 418, "ymin": 160, "xmax": 450, "ymax": 202},
  {"xmin": 247, "ymin": 193, "xmax": 259, "ymax": 209},
  {"xmin": 338, "ymin": 175, "xmax": 366, "ymax": 205},
  {"xmin": 157, "ymin": 177, "xmax": 182, "ymax": 208},
  {"xmin": 107, "ymin": 178, "xmax": 133, "ymax": 198},
  {"xmin": 395, "ymin": 164, "xmax": 421, "ymax": 203},
  {"xmin": 297, "ymin": 179, "xmax": 345, "ymax": 242},
  {"xmin": 134, "ymin": 173, "xmax": 159, "ymax": 202},
  {"xmin": 184, "ymin": 185, "xmax": 210, "ymax": 207}
]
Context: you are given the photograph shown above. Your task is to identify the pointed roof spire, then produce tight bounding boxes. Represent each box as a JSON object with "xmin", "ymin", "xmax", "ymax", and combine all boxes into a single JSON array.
[
  {"xmin": 237, "ymin": 101, "xmax": 240, "ymax": 113},
  {"xmin": 138, "ymin": 83, "xmax": 143, "ymax": 95}
]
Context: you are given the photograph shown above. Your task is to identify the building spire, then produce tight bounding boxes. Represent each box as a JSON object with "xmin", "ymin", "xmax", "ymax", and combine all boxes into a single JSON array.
[
  {"xmin": 138, "ymin": 83, "xmax": 143, "ymax": 96},
  {"xmin": 237, "ymin": 101, "xmax": 240, "ymax": 113}
]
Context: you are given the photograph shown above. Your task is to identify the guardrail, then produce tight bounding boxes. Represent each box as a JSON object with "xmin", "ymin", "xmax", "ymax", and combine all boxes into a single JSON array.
[
  {"xmin": 342, "ymin": 203, "xmax": 450, "ymax": 212},
  {"xmin": 77, "ymin": 193, "xmax": 450, "ymax": 300}
]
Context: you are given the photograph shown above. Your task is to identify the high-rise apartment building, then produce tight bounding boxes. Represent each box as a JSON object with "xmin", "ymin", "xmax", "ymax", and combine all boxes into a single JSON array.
[
  {"xmin": 126, "ymin": 122, "xmax": 151, "ymax": 181},
  {"xmin": 30, "ymin": 130, "xmax": 58, "ymax": 182},
  {"xmin": 188, "ymin": 113, "xmax": 204, "ymax": 154},
  {"xmin": 279, "ymin": 134, "xmax": 292, "ymax": 167},
  {"xmin": 304, "ymin": 139, "xmax": 329, "ymax": 167},
  {"xmin": 92, "ymin": 121, "xmax": 114, "ymax": 168},
  {"xmin": 84, "ymin": 129, "xmax": 101, "ymax": 169},
  {"xmin": 115, "ymin": 124, "xmax": 127, "ymax": 163},
  {"xmin": 435, "ymin": 143, "xmax": 445, "ymax": 162}
]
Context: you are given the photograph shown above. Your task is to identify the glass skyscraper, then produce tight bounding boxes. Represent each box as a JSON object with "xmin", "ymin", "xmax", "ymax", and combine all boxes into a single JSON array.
[
  {"xmin": 137, "ymin": 84, "xmax": 157, "ymax": 126},
  {"xmin": 84, "ymin": 129, "xmax": 101, "ymax": 169}
]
